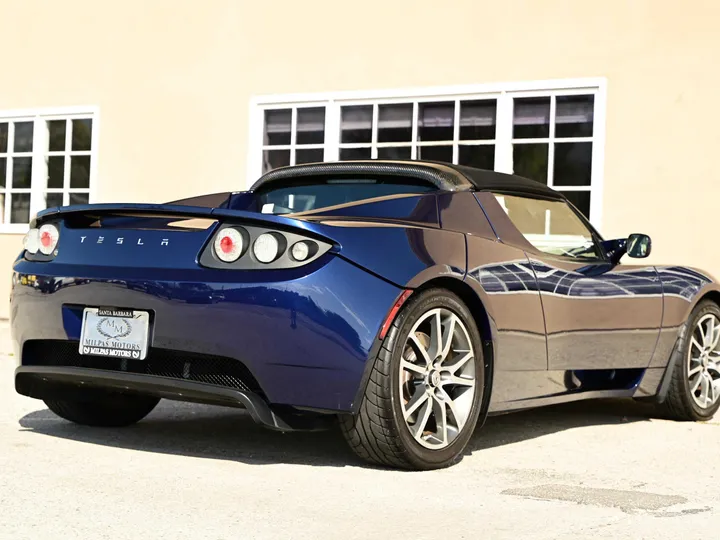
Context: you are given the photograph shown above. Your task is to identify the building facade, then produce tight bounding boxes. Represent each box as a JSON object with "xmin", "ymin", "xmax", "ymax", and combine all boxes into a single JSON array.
[{"xmin": 1, "ymin": 0, "xmax": 717, "ymax": 318}]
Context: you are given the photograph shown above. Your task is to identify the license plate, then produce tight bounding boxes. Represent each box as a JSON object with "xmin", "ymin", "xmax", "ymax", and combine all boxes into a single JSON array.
[{"xmin": 79, "ymin": 308, "xmax": 150, "ymax": 360}]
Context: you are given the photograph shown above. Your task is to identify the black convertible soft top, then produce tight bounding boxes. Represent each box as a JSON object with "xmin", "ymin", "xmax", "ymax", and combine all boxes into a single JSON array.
[{"xmin": 250, "ymin": 160, "xmax": 560, "ymax": 199}]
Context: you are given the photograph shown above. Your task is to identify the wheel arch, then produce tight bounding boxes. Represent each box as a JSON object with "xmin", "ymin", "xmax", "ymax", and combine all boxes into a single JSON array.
[{"xmin": 412, "ymin": 276, "xmax": 495, "ymax": 428}]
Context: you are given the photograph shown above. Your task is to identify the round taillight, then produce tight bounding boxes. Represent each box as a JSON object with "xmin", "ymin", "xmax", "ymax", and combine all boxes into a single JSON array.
[
  {"xmin": 37, "ymin": 224, "xmax": 60, "ymax": 255},
  {"xmin": 290, "ymin": 241, "xmax": 314, "ymax": 262},
  {"xmin": 213, "ymin": 228, "xmax": 244, "ymax": 262},
  {"xmin": 253, "ymin": 233, "xmax": 282, "ymax": 263},
  {"xmin": 23, "ymin": 228, "xmax": 40, "ymax": 254}
]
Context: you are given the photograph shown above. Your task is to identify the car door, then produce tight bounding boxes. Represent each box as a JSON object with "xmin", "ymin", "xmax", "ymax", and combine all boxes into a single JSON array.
[{"xmin": 494, "ymin": 193, "xmax": 663, "ymax": 371}]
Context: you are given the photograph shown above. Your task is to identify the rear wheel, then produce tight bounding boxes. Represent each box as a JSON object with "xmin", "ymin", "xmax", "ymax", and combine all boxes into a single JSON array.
[
  {"xmin": 665, "ymin": 300, "xmax": 720, "ymax": 421},
  {"xmin": 340, "ymin": 288, "xmax": 485, "ymax": 470},
  {"xmin": 45, "ymin": 392, "xmax": 160, "ymax": 427}
]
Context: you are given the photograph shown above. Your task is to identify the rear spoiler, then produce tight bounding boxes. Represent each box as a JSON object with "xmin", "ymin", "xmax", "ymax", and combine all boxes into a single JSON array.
[{"xmin": 32, "ymin": 202, "xmax": 334, "ymax": 243}]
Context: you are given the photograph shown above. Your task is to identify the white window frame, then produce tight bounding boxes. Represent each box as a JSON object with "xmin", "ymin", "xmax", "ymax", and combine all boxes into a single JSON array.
[
  {"xmin": 248, "ymin": 78, "xmax": 607, "ymax": 228},
  {"xmin": 0, "ymin": 106, "xmax": 100, "ymax": 234}
]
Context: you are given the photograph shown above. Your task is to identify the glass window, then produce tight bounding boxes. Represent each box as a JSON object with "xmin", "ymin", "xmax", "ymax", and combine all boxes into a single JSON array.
[
  {"xmin": 512, "ymin": 94, "xmax": 595, "ymax": 217},
  {"xmin": 0, "ymin": 114, "xmax": 95, "ymax": 225},
  {"xmin": 256, "ymin": 178, "xmax": 436, "ymax": 215},
  {"xmin": 495, "ymin": 193, "xmax": 601, "ymax": 259},
  {"xmin": 262, "ymin": 106, "xmax": 327, "ymax": 173},
  {"xmin": 256, "ymin": 83, "xmax": 599, "ymax": 222}
]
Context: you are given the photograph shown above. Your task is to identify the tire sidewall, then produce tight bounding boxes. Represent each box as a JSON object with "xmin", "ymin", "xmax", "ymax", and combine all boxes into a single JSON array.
[
  {"xmin": 386, "ymin": 289, "xmax": 484, "ymax": 469},
  {"xmin": 681, "ymin": 301, "xmax": 720, "ymax": 419}
]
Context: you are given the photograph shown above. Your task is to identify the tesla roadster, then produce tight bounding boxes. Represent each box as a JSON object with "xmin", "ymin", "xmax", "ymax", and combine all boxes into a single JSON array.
[{"xmin": 11, "ymin": 161, "xmax": 720, "ymax": 469}]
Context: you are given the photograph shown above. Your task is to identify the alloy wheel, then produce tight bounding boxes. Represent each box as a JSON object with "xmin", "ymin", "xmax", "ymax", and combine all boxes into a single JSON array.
[
  {"xmin": 399, "ymin": 308, "xmax": 476, "ymax": 449},
  {"xmin": 687, "ymin": 313, "xmax": 720, "ymax": 408}
]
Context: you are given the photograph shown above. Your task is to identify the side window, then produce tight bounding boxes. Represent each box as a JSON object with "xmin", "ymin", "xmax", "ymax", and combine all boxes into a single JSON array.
[{"xmin": 494, "ymin": 193, "xmax": 601, "ymax": 259}]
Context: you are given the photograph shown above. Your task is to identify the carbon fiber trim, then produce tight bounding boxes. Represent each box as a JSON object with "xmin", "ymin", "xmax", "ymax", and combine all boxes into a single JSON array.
[
  {"xmin": 250, "ymin": 161, "xmax": 474, "ymax": 192},
  {"xmin": 23, "ymin": 340, "xmax": 263, "ymax": 396}
]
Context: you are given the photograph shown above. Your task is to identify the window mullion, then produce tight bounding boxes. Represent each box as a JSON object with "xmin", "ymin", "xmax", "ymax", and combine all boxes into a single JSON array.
[
  {"xmin": 29, "ymin": 117, "xmax": 49, "ymax": 219},
  {"xmin": 547, "ymin": 96, "xmax": 556, "ymax": 188},
  {"xmin": 371, "ymin": 104, "xmax": 378, "ymax": 159},
  {"xmin": 324, "ymin": 100, "xmax": 340, "ymax": 162},
  {"xmin": 452, "ymin": 100, "xmax": 460, "ymax": 164},
  {"xmin": 289, "ymin": 108, "xmax": 297, "ymax": 166},
  {"xmin": 63, "ymin": 118, "xmax": 73, "ymax": 205},
  {"xmin": 494, "ymin": 92, "xmax": 513, "ymax": 174},
  {"xmin": 410, "ymin": 102, "xmax": 418, "ymax": 160}
]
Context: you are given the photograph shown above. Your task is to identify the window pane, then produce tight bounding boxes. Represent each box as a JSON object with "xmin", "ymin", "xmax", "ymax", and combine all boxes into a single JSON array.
[
  {"xmin": 70, "ymin": 192, "xmax": 89, "ymax": 206},
  {"xmin": 495, "ymin": 193, "xmax": 599, "ymax": 258},
  {"xmin": 48, "ymin": 120, "xmax": 67, "ymax": 152},
  {"xmin": 554, "ymin": 142, "xmax": 592, "ymax": 186},
  {"xmin": 460, "ymin": 100, "xmax": 496, "ymax": 140},
  {"xmin": 339, "ymin": 147, "xmax": 371, "ymax": 160},
  {"xmin": 417, "ymin": 145, "xmax": 452, "ymax": 163},
  {"xmin": 0, "ymin": 157, "xmax": 5, "ymax": 188},
  {"xmin": 418, "ymin": 102, "xmax": 454, "ymax": 141},
  {"xmin": 378, "ymin": 103, "xmax": 412, "ymax": 143},
  {"xmin": 458, "ymin": 145, "xmax": 495, "ymax": 170},
  {"xmin": 513, "ymin": 97, "xmax": 550, "ymax": 139},
  {"xmin": 12, "ymin": 157, "xmax": 32, "ymax": 188},
  {"xmin": 295, "ymin": 148, "xmax": 324, "ymax": 165},
  {"xmin": 296, "ymin": 108, "xmax": 325, "ymax": 145},
  {"xmin": 341, "ymin": 105, "xmax": 372, "ymax": 144},
  {"xmin": 262, "ymin": 149, "xmax": 290, "ymax": 173},
  {"xmin": 14, "ymin": 122, "xmax": 33, "ymax": 152},
  {"xmin": 513, "ymin": 143, "xmax": 548, "ymax": 184},
  {"xmin": 48, "ymin": 156, "xmax": 65, "ymax": 188},
  {"xmin": 71, "ymin": 119, "xmax": 92, "ymax": 151},
  {"xmin": 70, "ymin": 155, "xmax": 91, "ymax": 188},
  {"xmin": 556, "ymin": 95, "xmax": 594, "ymax": 138},
  {"xmin": 561, "ymin": 190, "xmax": 591, "ymax": 218},
  {"xmin": 0, "ymin": 123, "xmax": 7, "ymax": 153},
  {"xmin": 264, "ymin": 110, "xmax": 291, "ymax": 146},
  {"xmin": 46, "ymin": 192, "xmax": 64, "ymax": 208},
  {"xmin": 377, "ymin": 146, "xmax": 411, "ymax": 160},
  {"xmin": 10, "ymin": 193, "xmax": 30, "ymax": 224}
]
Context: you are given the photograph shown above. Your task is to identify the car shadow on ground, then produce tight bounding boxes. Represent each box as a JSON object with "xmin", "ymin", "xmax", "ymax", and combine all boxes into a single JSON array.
[{"xmin": 18, "ymin": 398, "xmax": 660, "ymax": 469}]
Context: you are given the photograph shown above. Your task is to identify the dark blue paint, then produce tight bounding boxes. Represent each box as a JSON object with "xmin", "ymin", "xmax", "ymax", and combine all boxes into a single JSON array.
[{"xmin": 14, "ymin": 187, "xmax": 720, "ymax": 418}]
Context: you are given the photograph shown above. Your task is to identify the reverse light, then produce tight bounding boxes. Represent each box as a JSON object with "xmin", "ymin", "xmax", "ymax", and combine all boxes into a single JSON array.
[
  {"xmin": 253, "ymin": 233, "xmax": 282, "ymax": 263},
  {"xmin": 38, "ymin": 224, "xmax": 60, "ymax": 255},
  {"xmin": 290, "ymin": 241, "xmax": 311, "ymax": 262},
  {"xmin": 213, "ymin": 227, "xmax": 244, "ymax": 262}
]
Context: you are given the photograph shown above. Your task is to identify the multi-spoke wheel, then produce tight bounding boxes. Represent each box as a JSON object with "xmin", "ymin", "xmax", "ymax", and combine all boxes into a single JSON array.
[
  {"xmin": 665, "ymin": 300, "xmax": 720, "ymax": 421},
  {"xmin": 340, "ymin": 288, "xmax": 485, "ymax": 470},
  {"xmin": 400, "ymin": 308, "xmax": 476, "ymax": 450}
]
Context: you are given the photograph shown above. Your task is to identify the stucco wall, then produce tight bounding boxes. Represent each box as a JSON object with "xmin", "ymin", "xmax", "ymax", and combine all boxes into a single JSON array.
[{"xmin": 1, "ymin": 0, "xmax": 719, "ymax": 318}]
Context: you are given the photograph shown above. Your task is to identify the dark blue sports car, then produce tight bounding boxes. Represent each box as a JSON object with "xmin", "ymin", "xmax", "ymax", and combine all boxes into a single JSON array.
[{"xmin": 11, "ymin": 161, "xmax": 720, "ymax": 469}]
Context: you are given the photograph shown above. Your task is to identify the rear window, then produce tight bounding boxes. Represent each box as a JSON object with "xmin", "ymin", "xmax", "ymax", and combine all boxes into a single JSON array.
[{"xmin": 254, "ymin": 177, "xmax": 436, "ymax": 214}]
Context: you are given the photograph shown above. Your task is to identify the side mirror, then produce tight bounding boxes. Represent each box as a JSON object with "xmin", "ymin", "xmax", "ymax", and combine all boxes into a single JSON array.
[{"xmin": 627, "ymin": 233, "xmax": 651, "ymax": 258}]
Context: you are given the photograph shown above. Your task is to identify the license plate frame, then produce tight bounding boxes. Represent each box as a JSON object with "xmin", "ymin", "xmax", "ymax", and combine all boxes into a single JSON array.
[{"xmin": 79, "ymin": 307, "xmax": 151, "ymax": 360}]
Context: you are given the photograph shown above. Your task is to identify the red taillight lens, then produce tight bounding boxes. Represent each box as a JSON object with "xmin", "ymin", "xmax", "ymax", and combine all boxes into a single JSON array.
[
  {"xmin": 37, "ymin": 224, "xmax": 60, "ymax": 255},
  {"xmin": 213, "ymin": 227, "xmax": 244, "ymax": 262}
]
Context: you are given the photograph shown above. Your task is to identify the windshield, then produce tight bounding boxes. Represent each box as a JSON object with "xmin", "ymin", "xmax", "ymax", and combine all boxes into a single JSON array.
[{"xmin": 254, "ymin": 177, "xmax": 436, "ymax": 214}]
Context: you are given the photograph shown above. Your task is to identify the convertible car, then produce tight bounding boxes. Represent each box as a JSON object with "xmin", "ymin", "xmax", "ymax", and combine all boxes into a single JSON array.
[{"xmin": 10, "ymin": 161, "xmax": 720, "ymax": 470}]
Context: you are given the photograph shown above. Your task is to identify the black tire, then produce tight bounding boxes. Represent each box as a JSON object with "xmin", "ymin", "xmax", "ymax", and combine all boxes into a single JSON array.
[
  {"xmin": 340, "ymin": 288, "xmax": 485, "ymax": 470},
  {"xmin": 664, "ymin": 300, "xmax": 720, "ymax": 421},
  {"xmin": 44, "ymin": 392, "xmax": 160, "ymax": 427}
]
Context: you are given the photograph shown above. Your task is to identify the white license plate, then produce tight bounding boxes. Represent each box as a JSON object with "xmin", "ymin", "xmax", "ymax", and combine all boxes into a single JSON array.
[{"xmin": 79, "ymin": 308, "xmax": 150, "ymax": 360}]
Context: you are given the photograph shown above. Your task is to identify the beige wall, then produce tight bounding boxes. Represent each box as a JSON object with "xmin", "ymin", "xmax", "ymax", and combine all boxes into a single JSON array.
[{"xmin": 1, "ymin": 0, "xmax": 719, "ymax": 317}]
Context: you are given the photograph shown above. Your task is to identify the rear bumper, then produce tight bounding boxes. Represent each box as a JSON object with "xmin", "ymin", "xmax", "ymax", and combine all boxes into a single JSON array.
[
  {"xmin": 15, "ymin": 365, "xmax": 322, "ymax": 430},
  {"xmin": 11, "ymin": 255, "xmax": 402, "ymax": 412}
]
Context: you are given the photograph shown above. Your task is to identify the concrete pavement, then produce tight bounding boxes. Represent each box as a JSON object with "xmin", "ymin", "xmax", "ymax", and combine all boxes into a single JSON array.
[{"xmin": 0, "ymin": 322, "xmax": 717, "ymax": 539}]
